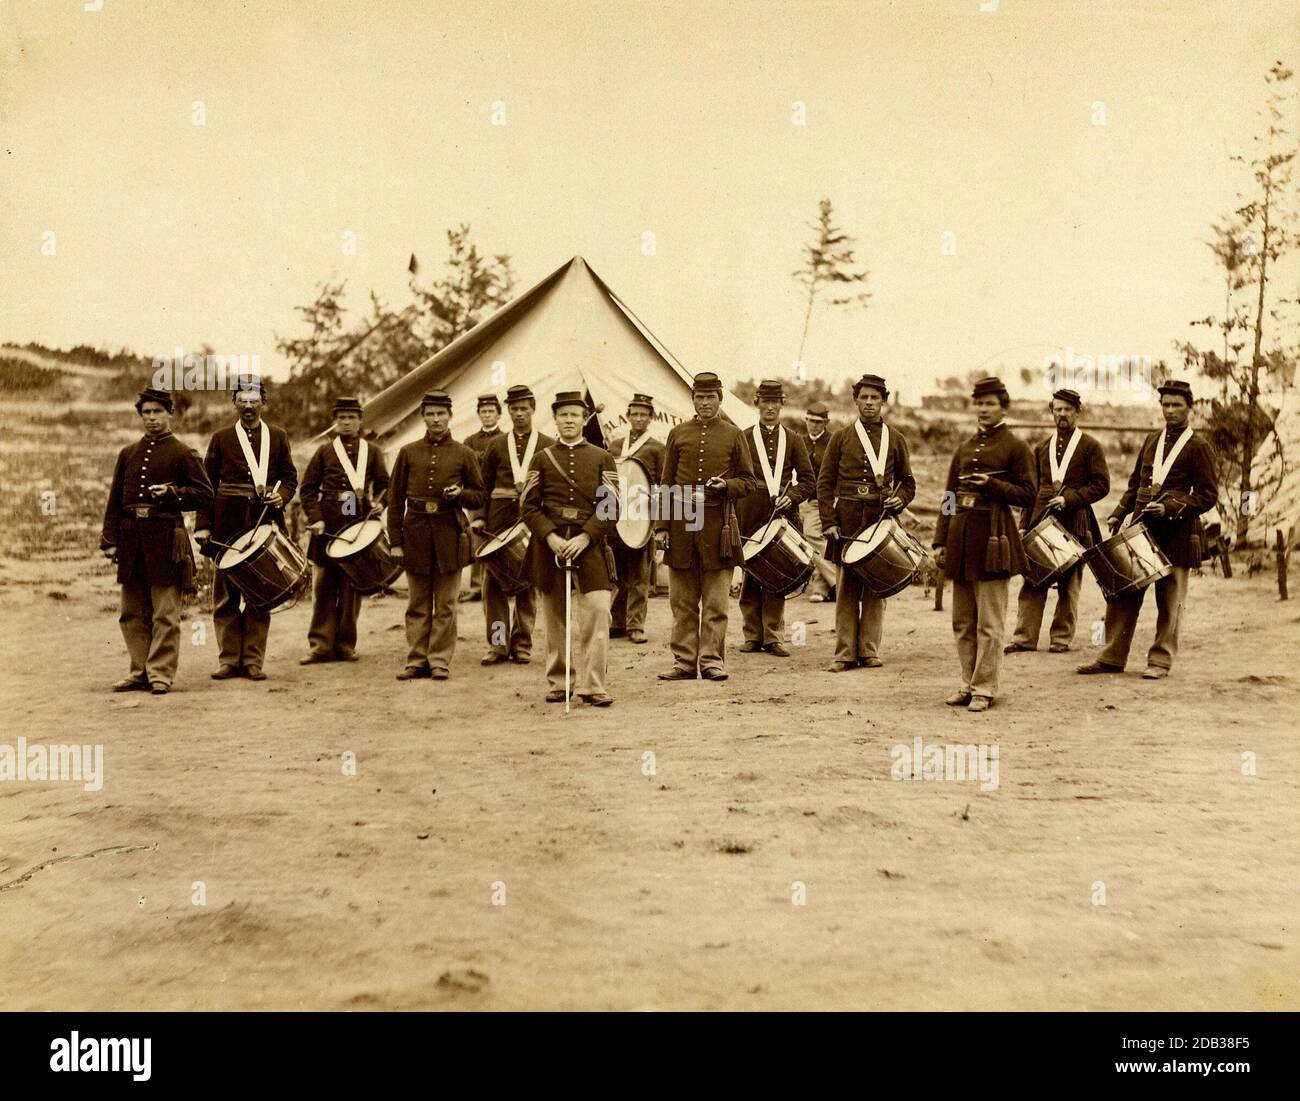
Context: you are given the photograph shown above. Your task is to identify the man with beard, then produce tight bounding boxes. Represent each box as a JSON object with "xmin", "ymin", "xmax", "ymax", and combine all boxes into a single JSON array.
[
  {"xmin": 100, "ymin": 387, "xmax": 213, "ymax": 694},
  {"xmin": 1005, "ymin": 388, "xmax": 1108, "ymax": 654},
  {"xmin": 195, "ymin": 380, "xmax": 298, "ymax": 681},
  {"xmin": 298, "ymin": 396, "xmax": 390, "ymax": 664}
]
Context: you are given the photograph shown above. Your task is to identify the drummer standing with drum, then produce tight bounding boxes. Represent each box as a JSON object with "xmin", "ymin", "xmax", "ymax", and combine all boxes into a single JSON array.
[
  {"xmin": 521, "ymin": 391, "xmax": 621, "ymax": 706},
  {"xmin": 101, "ymin": 387, "xmax": 214, "ymax": 694},
  {"xmin": 816, "ymin": 373, "xmax": 915, "ymax": 672},
  {"xmin": 654, "ymin": 372, "xmax": 758, "ymax": 682},
  {"xmin": 932, "ymin": 376, "xmax": 1036, "ymax": 711},
  {"xmin": 460, "ymin": 394, "xmax": 504, "ymax": 603},
  {"xmin": 472, "ymin": 384, "xmax": 554, "ymax": 665},
  {"xmin": 1077, "ymin": 379, "xmax": 1217, "ymax": 680},
  {"xmin": 737, "ymin": 380, "xmax": 815, "ymax": 657},
  {"xmin": 1005, "ymin": 388, "xmax": 1109, "ymax": 654},
  {"xmin": 195, "ymin": 380, "xmax": 298, "ymax": 682},
  {"xmin": 607, "ymin": 393, "xmax": 664, "ymax": 645},
  {"xmin": 298, "ymin": 396, "xmax": 390, "ymax": 665},
  {"xmin": 388, "ymin": 390, "xmax": 486, "ymax": 681}
]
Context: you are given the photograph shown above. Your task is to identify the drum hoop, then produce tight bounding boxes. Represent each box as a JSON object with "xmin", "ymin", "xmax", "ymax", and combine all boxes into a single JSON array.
[
  {"xmin": 742, "ymin": 518, "xmax": 787, "ymax": 561},
  {"xmin": 478, "ymin": 522, "xmax": 528, "ymax": 558},
  {"xmin": 218, "ymin": 524, "xmax": 276, "ymax": 568},
  {"xmin": 326, "ymin": 518, "xmax": 383, "ymax": 558}
]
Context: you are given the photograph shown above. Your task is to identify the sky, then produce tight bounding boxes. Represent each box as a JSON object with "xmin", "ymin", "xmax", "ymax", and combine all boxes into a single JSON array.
[{"xmin": 1, "ymin": 0, "xmax": 1295, "ymax": 404}]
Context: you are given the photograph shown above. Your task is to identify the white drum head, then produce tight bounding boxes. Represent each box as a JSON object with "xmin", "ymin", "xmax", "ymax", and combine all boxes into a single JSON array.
[
  {"xmin": 218, "ymin": 524, "xmax": 275, "ymax": 569},
  {"xmin": 478, "ymin": 521, "xmax": 529, "ymax": 559},
  {"xmin": 326, "ymin": 518, "xmax": 383, "ymax": 559},
  {"xmin": 743, "ymin": 519, "xmax": 786, "ymax": 562},
  {"xmin": 843, "ymin": 518, "xmax": 893, "ymax": 564},
  {"xmin": 616, "ymin": 458, "xmax": 653, "ymax": 549}
]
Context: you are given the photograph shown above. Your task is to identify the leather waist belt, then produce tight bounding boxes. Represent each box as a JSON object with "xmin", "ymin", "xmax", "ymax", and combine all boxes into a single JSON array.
[
  {"xmin": 490, "ymin": 488, "xmax": 520, "ymax": 499},
  {"xmin": 121, "ymin": 505, "xmax": 177, "ymax": 519},
  {"xmin": 549, "ymin": 507, "xmax": 591, "ymax": 523},
  {"xmin": 216, "ymin": 484, "xmax": 257, "ymax": 498},
  {"xmin": 839, "ymin": 483, "xmax": 882, "ymax": 499},
  {"xmin": 406, "ymin": 497, "xmax": 449, "ymax": 514},
  {"xmin": 956, "ymin": 492, "xmax": 990, "ymax": 512}
]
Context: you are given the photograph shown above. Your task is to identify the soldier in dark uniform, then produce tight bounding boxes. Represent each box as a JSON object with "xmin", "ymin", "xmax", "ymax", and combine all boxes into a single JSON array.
[
  {"xmin": 100, "ymin": 387, "xmax": 213, "ymax": 694},
  {"xmin": 388, "ymin": 390, "xmax": 485, "ymax": 680},
  {"xmin": 1006, "ymin": 388, "xmax": 1109, "ymax": 654},
  {"xmin": 195, "ymin": 380, "xmax": 298, "ymax": 681},
  {"xmin": 654, "ymin": 372, "xmax": 758, "ymax": 682},
  {"xmin": 800, "ymin": 400, "xmax": 835, "ymax": 602},
  {"xmin": 607, "ymin": 392, "xmax": 665, "ymax": 644},
  {"xmin": 736, "ymin": 380, "xmax": 815, "ymax": 656},
  {"xmin": 521, "ymin": 391, "xmax": 620, "ymax": 707},
  {"xmin": 1078, "ymin": 379, "xmax": 1218, "ymax": 679},
  {"xmin": 460, "ymin": 394, "xmax": 504, "ymax": 603},
  {"xmin": 298, "ymin": 396, "xmax": 390, "ymax": 664},
  {"xmin": 816, "ymin": 374, "xmax": 916, "ymax": 672},
  {"xmin": 932, "ymin": 376, "xmax": 1036, "ymax": 711},
  {"xmin": 472, "ymin": 384, "xmax": 554, "ymax": 665}
]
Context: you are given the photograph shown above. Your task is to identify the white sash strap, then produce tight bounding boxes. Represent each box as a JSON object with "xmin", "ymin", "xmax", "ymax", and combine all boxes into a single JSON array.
[
  {"xmin": 1048, "ymin": 427, "xmax": 1082, "ymax": 488},
  {"xmin": 508, "ymin": 430, "xmax": 539, "ymax": 487},
  {"xmin": 853, "ymin": 419, "xmax": 889, "ymax": 485},
  {"xmin": 620, "ymin": 431, "xmax": 650, "ymax": 461},
  {"xmin": 235, "ymin": 422, "xmax": 270, "ymax": 488},
  {"xmin": 332, "ymin": 436, "xmax": 368, "ymax": 494},
  {"xmin": 752, "ymin": 425, "xmax": 786, "ymax": 497},
  {"xmin": 1152, "ymin": 427, "xmax": 1193, "ymax": 489}
]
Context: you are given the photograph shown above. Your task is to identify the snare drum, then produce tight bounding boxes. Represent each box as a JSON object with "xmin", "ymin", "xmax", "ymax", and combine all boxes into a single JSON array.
[
  {"xmin": 1084, "ymin": 522, "xmax": 1172, "ymax": 601},
  {"xmin": 613, "ymin": 456, "xmax": 653, "ymax": 550},
  {"xmin": 217, "ymin": 524, "xmax": 309, "ymax": 610},
  {"xmin": 325, "ymin": 518, "xmax": 402, "ymax": 595},
  {"xmin": 841, "ymin": 516, "xmax": 928, "ymax": 598},
  {"xmin": 1022, "ymin": 514, "xmax": 1086, "ymax": 588},
  {"xmin": 475, "ymin": 521, "xmax": 531, "ymax": 596},
  {"xmin": 742, "ymin": 518, "xmax": 814, "ymax": 596}
]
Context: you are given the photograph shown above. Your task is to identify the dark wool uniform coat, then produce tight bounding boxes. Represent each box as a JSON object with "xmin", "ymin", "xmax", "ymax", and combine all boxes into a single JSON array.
[
  {"xmin": 1110, "ymin": 425, "xmax": 1217, "ymax": 568},
  {"xmin": 655, "ymin": 416, "xmax": 759, "ymax": 570},
  {"xmin": 101, "ymin": 432, "xmax": 213, "ymax": 585},
  {"xmin": 299, "ymin": 436, "xmax": 391, "ymax": 565},
  {"xmin": 196, "ymin": 422, "xmax": 298, "ymax": 543},
  {"xmin": 1020, "ymin": 429, "xmax": 1109, "ymax": 548},
  {"xmin": 815, "ymin": 420, "xmax": 917, "ymax": 564},
  {"xmin": 802, "ymin": 428, "xmax": 833, "ymax": 481},
  {"xmin": 933, "ymin": 422, "xmax": 1037, "ymax": 581},
  {"xmin": 464, "ymin": 427, "xmax": 504, "ymax": 456},
  {"xmin": 387, "ymin": 433, "xmax": 485, "ymax": 575},
  {"xmin": 607, "ymin": 433, "xmax": 666, "ymax": 486},
  {"xmin": 521, "ymin": 439, "xmax": 620, "ymax": 594},
  {"xmin": 480, "ymin": 429, "xmax": 556, "ymax": 533},
  {"xmin": 735, "ymin": 424, "xmax": 815, "ymax": 536}
]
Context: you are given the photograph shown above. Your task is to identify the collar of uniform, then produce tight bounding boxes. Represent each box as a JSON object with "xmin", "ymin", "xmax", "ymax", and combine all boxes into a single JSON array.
[
  {"xmin": 1164, "ymin": 423, "xmax": 1188, "ymax": 439},
  {"xmin": 695, "ymin": 414, "xmax": 718, "ymax": 426},
  {"xmin": 808, "ymin": 430, "xmax": 825, "ymax": 442},
  {"xmin": 858, "ymin": 417, "xmax": 883, "ymax": 433},
  {"xmin": 978, "ymin": 422, "xmax": 1005, "ymax": 438},
  {"xmin": 425, "ymin": 431, "xmax": 447, "ymax": 444},
  {"xmin": 142, "ymin": 431, "xmax": 173, "ymax": 443},
  {"xmin": 761, "ymin": 422, "xmax": 778, "ymax": 433},
  {"xmin": 557, "ymin": 438, "xmax": 584, "ymax": 449}
]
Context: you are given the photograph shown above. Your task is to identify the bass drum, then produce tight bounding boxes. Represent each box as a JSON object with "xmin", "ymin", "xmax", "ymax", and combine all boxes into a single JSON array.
[
  {"xmin": 1084, "ymin": 522, "xmax": 1172, "ymax": 601},
  {"xmin": 325, "ymin": 518, "xmax": 402, "ymax": 595},
  {"xmin": 613, "ymin": 455, "xmax": 653, "ymax": 550},
  {"xmin": 217, "ymin": 524, "xmax": 309, "ymax": 611},
  {"xmin": 742, "ymin": 517, "xmax": 814, "ymax": 596},
  {"xmin": 475, "ymin": 521, "xmax": 532, "ymax": 596},
  {"xmin": 1021, "ymin": 514, "xmax": 1086, "ymax": 588},
  {"xmin": 841, "ymin": 516, "xmax": 927, "ymax": 598}
]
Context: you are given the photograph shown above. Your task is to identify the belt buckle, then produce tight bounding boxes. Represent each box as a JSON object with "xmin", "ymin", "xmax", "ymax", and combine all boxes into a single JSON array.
[
  {"xmin": 957, "ymin": 492, "xmax": 978, "ymax": 509},
  {"xmin": 856, "ymin": 485, "xmax": 871, "ymax": 497},
  {"xmin": 132, "ymin": 506, "xmax": 151, "ymax": 518},
  {"xmin": 424, "ymin": 501, "xmax": 438, "ymax": 514},
  {"xmin": 561, "ymin": 507, "xmax": 579, "ymax": 521}
]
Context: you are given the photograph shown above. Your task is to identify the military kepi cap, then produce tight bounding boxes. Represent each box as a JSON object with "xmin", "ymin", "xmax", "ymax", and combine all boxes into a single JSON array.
[
  {"xmin": 1052, "ymin": 388, "xmax": 1082, "ymax": 410},
  {"xmin": 852, "ymin": 373, "xmax": 890, "ymax": 400},
  {"xmin": 628, "ymin": 393, "xmax": 655, "ymax": 412},
  {"xmin": 1157, "ymin": 379, "xmax": 1194, "ymax": 403},
  {"xmin": 552, "ymin": 390, "xmax": 587, "ymax": 414},
  {"xmin": 505, "ymin": 384, "xmax": 535, "ymax": 405},
  {"xmin": 692, "ymin": 371, "xmax": 723, "ymax": 395},
  {"xmin": 136, "ymin": 387, "xmax": 174, "ymax": 413},
  {"xmin": 970, "ymin": 376, "xmax": 1008, "ymax": 400},
  {"xmin": 331, "ymin": 395, "xmax": 363, "ymax": 415},
  {"xmin": 806, "ymin": 401, "xmax": 830, "ymax": 419},
  {"xmin": 477, "ymin": 393, "xmax": 502, "ymax": 410},
  {"xmin": 755, "ymin": 379, "xmax": 785, "ymax": 401},
  {"xmin": 421, "ymin": 390, "xmax": 452, "ymax": 410}
]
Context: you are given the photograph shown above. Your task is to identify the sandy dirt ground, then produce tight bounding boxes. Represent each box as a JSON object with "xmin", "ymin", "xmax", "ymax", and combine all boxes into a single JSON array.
[{"xmin": 0, "ymin": 551, "xmax": 1297, "ymax": 1011}]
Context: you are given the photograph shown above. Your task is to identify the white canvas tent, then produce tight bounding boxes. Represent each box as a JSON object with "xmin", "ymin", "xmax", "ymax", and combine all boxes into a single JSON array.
[
  {"xmin": 360, "ymin": 256, "xmax": 754, "ymax": 449},
  {"xmin": 1254, "ymin": 383, "xmax": 1300, "ymax": 551}
]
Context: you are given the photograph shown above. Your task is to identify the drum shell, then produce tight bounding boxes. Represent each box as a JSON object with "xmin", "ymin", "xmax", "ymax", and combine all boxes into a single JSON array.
[
  {"xmin": 475, "ymin": 522, "xmax": 532, "ymax": 596},
  {"xmin": 1084, "ymin": 522, "xmax": 1173, "ymax": 601},
  {"xmin": 219, "ymin": 526, "xmax": 309, "ymax": 610},
  {"xmin": 327, "ymin": 522, "xmax": 402, "ymax": 595},
  {"xmin": 1021, "ymin": 515, "xmax": 1086, "ymax": 588},
  {"xmin": 842, "ymin": 517, "xmax": 927, "ymax": 598},
  {"xmin": 742, "ymin": 519, "xmax": 813, "ymax": 596}
]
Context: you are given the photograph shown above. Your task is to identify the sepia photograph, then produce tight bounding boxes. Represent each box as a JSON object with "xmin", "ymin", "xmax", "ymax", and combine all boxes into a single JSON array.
[{"xmin": 1, "ymin": 0, "xmax": 1296, "ymax": 1059}]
